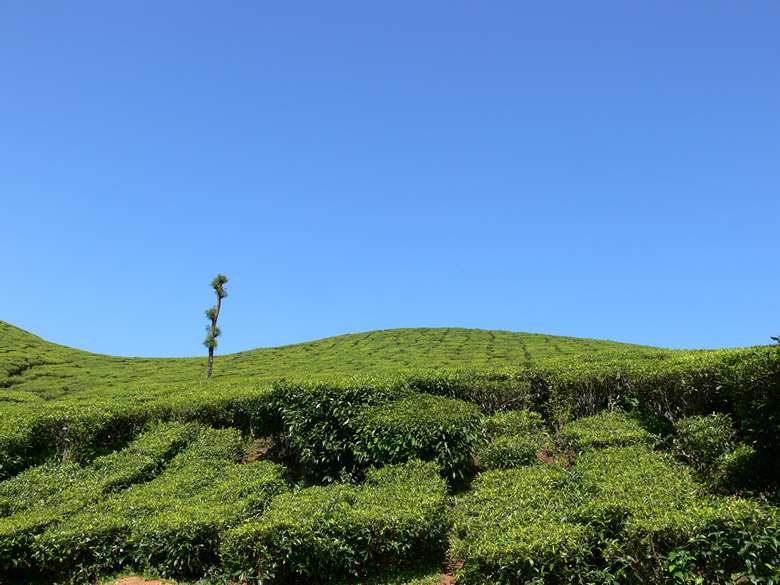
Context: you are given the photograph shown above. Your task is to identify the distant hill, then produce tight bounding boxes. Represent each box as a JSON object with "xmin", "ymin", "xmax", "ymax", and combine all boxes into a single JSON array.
[{"xmin": 0, "ymin": 320, "xmax": 661, "ymax": 399}]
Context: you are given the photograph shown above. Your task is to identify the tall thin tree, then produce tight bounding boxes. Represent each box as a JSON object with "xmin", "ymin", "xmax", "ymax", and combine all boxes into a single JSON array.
[{"xmin": 204, "ymin": 274, "xmax": 228, "ymax": 379}]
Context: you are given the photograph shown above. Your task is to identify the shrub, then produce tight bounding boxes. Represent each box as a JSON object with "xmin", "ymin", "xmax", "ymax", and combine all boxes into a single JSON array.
[
  {"xmin": 573, "ymin": 445, "xmax": 779, "ymax": 584},
  {"xmin": 353, "ymin": 394, "xmax": 484, "ymax": 474},
  {"xmin": 0, "ymin": 421, "xmax": 204, "ymax": 583},
  {"xmin": 674, "ymin": 413, "xmax": 736, "ymax": 474},
  {"xmin": 32, "ymin": 427, "xmax": 288, "ymax": 583},
  {"xmin": 476, "ymin": 436, "xmax": 539, "ymax": 469},
  {"xmin": 0, "ymin": 381, "xmax": 279, "ymax": 479},
  {"xmin": 476, "ymin": 410, "xmax": 547, "ymax": 469},
  {"xmin": 559, "ymin": 410, "xmax": 655, "ymax": 452},
  {"xmin": 452, "ymin": 464, "xmax": 588, "ymax": 584},
  {"xmin": 721, "ymin": 345, "xmax": 780, "ymax": 454},
  {"xmin": 269, "ymin": 380, "xmax": 413, "ymax": 482},
  {"xmin": 222, "ymin": 460, "xmax": 449, "ymax": 584},
  {"xmin": 405, "ymin": 369, "xmax": 533, "ymax": 414},
  {"xmin": 453, "ymin": 445, "xmax": 779, "ymax": 584},
  {"xmin": 483, "ymin": 409, "xmax": 545, "ymax": 437}
]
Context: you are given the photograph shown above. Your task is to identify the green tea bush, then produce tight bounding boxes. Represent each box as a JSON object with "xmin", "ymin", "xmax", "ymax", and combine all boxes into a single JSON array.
[
  {"xmin": 0, "ymin": 420, "xmax": 200, "ymax": 519},
  {"xmin": 222, "ymin": 460, "xmax": 449, "ymax": 584},
  {"xmin": 521, "ymin": 348, "xmax": 753, "ymax": 429},
  {"xmin": 476, "ymin": 410, "xmax": 547, "ymax": 469},
  {"xmin": 574, "ymin": 445, "xmax": 779, "ymax": 584},
  {"xmin": 353, "ymin": 394, "xmax": 484, "ymax": 474},
  {"xmin": 0, "ymin": 421, "xmax": 203, "ymax": 583},
  {"xmin": 404, "ymin": 369, "xmax": 534, "ymax": 414},
  {"xmin": 453, "ymin": 446, "xmax": 779, "ymax": 584},
  {"xmin": 126, "ymin": 461, "xmax": 287, "ymax": 580},
  {"xmin": 673, "ymin": 414, "xmax": 772, "ymax": 494},
  {"xmin": 452, "ymin": 464, "xmax": 588, "ymax": 584},
  {"xmin": 529, "ymin": 345, "xmax": 780, "ymax": 449},
  {"xmin": 476, "ymin": 436, "xmax": 539, "ymax": 470},
  {"xmin": 482, "ymin": 409, "xmax": 545, "ymax": 437},
  {"xmin": 674, "ymin": 413, "xmax": 735, "ymax": 473},
  {"xmin": 0, "ymin": 381, "xmax": 279, "ymax": 479},
  {"xmin": 721, "ymin": 345, "xmax": 780, "ymax": 454},
  {"xmin": 269, "ymin": 380, "xmax": 414, "ymax": 482},
  {"xmin": 559, "ymin": 410, "xmax": 655, "ymax": 452},
  {"xmin": 32, "ymin": 427, "xmax": 287, "ymax": 583}
]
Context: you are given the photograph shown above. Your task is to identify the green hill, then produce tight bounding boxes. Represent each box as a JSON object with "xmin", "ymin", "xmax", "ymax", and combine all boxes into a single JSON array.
[
  {"xmin": 1, "ymin": 320, "xmax": 778, "ymax": 584},
  {"xmin": 0, "ymin": 320, "xmax": 661, "ymax": 400}
]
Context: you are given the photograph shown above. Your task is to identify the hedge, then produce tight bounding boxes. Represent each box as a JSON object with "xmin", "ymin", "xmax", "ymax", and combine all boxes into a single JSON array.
[
  {"xmin": 353, "ymin": 394, "xmax": 484, "ymax": 474},
  {"xmin": 559, "ymin": 409, "xmax": 656, "ymax": 452},
  {"xmin": 453, "ymin": 444, "xmax": 778, "ymax": 584},
  {"xmin": 475, "ymin": 409, "xmax": 548, "ymax": 469},
  {"xmin": 0, "ymin": 380, "xmax": 278, "ymax": 479},
  {"xmin": 30, "ymin": 426, "xmax": 287, "ymax": 583},
  {"xmin": 452, "ymin": 464, "xmax": 588, "ymax": 584},
  {"xmin": 0, "ymin": 421, "xmax": 203, "ymax": 582},
  {"xmin": 222, "ymin": 459, "xmax": 450, "ymax": 584},
  {"xmin": 268, "ymin": 380, "xmax": 414, "ymax": 482}
]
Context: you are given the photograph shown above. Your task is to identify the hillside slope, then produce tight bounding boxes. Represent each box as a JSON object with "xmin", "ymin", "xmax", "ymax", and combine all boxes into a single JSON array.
[{"xmin": 1, "ymin": 320, "xmax": 661, "ymax": 399}]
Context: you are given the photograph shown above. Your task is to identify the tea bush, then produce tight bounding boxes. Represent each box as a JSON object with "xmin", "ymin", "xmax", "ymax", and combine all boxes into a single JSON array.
[
  {"xmin": 0, "ymin": 381, "xmax": 279, "ymax": 479},
  {"xmin": 403, "ymin": 369, "xmax": 534, "ymax": 413},
  {"xmin": 453, "ymin": 445, "xmax": 778, "ymax": 584},
  {"xmin": 354, "ymin": 394, "xmax": 484, "ymax": 474},
  {"xmin": 476, "ymin": 410, "xmax": 548, "ymax": 469},
  {"xmin": 452, "ymin": 464, "xmax": 589, "ymax": 584},
  {"xmin": 559, "ymin": 409, "xmax": 656, "ymax": 452},
  {"xmin": 31, "ymin": 426, "xmax": 287, "ymax": 583},
  {"xmin": 0, "ymin": 421, "xmax": 204, "ymax": 582},
  {"xmin": 674, "ymin": 413, "xmax": 735, "ymax": 472},
  {"xmin": 485, "ymin": 409, "xmax": 545, "ymax": 436},
  {"xmin": 268, "ymin": 379, "xmax": 414, "ymax": 482},
  {"xmin": 721, "ymin": 345, "xmax": 780, "ymax": 454},
  {"xmin": 574, "ymin": 445, "xmax": 779, "ymax": 583},
  {"xmin": 222, "ymin": 459, "xmax": 449, "ymax": 584}
]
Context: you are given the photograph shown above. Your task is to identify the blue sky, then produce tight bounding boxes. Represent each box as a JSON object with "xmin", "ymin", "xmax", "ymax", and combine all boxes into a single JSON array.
[{"xmin": 2, "ymin": 2, "xmax": 778, "ymax": 357}]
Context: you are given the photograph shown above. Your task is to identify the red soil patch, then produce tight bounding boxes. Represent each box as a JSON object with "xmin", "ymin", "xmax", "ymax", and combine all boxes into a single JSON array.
[
  {"xmin": 537, "ymin": 448, "xmax": 574, "ymax": 467},
  {"xmin": 241, "ymin": 438, "xmax": 273, "ymax": 464}
]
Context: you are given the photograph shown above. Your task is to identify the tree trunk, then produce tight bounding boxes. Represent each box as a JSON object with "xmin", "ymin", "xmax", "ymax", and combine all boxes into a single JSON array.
[{"xmin": 207, "ymin": 347, "xmax": 214, "ymax": 379}]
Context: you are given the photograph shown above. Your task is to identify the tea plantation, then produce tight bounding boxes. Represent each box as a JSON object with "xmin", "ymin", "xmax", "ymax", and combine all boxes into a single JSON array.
[{"xmin": 1, "ymin": 321, "xmax": 778, "ymax": 584}]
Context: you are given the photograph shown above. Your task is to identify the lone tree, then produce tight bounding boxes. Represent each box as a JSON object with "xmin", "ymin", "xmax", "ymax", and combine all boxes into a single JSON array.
[{"xmin": 204, "ymin": 274, "xmax": 228, "ymax": 379}]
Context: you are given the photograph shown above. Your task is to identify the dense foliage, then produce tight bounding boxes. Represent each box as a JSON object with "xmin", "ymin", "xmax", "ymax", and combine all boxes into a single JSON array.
[
  {"xmin": 354, "ymin": 394, "xmax": 484, "ymax": 473},
  {"xmin": 0, "ymin": 321, "xmax": 778, "ymax": 584},
  {"xmin": 222, "ymin": 460, "xmax": 449, "ymax": 583}
]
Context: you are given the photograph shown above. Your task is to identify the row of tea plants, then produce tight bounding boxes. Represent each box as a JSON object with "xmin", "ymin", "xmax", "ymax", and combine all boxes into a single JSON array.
[{"xmin": 0, "ymin": 343, "xmax": 778, "ymax": 583}]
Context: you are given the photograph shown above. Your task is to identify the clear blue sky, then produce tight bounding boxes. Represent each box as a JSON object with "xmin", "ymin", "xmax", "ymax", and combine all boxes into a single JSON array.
[{"xmin": 2, "ymin": 2, "xmax": 778, "ymax": 357}]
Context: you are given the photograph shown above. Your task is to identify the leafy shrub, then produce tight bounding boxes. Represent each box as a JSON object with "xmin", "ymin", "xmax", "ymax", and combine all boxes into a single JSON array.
[
  {"xmin": 222, "ymin": 460, "xmax": 449, "ymax": 584},
  {"xmin": 453, "ymin": 446, "xmax": 778, "ymax": 584},
  {"xmin": 452, "ymin": 464, "xmax": 588, "ymax": 584},
  {"xmin": 483, "ymin": 409, "xmax": 545, "ymax": 437},
  {"xmin": 0, "ymin": 412, "xmax": 42, "ymax": 478},
  {"xmin": 476, "ymin": 436, "xmax": 540, "ymax": 469},
  {"xmin": 559, "ymin": 410, "xmax": 655, "ymax": 452},
  {"xmin": 269, "ymin": 380, "xmax": 414, "ymax": 482},
  {"xmin": 405, "ymin": 369, "xmax": 533, "ymax": 414},
  {"xmin": 0, "ymin": 421, "xmax": 204, "ymax": 583},
  {"xmin": 721, "ymin": 345, "xmax": 780, "ymax": 454},
  {"xmin": 573, "ymin": 445, "xmax": 779, "ymax": 584},
  {"xmin": 0, "ymin": 380, "xmax": 280, "ymax": 479},
  {"xmin": 674, "ymin": 413, "xmax": 735, "ymax": 473},
  {"xmin": 476, "ymin": 410, "xmax": 547, "ymax": 469},
  {"xmin": 353, "ymin": 394, "xmax": 484, "ymax": 474},
  {"xmin": 32, "ymin": 426, "xmax": 287, "ymax": 583}
]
